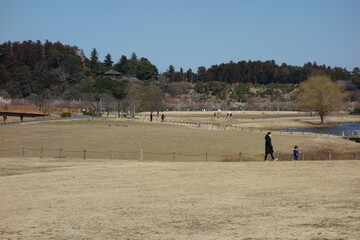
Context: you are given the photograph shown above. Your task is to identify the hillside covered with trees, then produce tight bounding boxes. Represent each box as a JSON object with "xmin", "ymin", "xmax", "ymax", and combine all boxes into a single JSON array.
[{"xmin": 1, "ymin": 40, "xmax": 360, "ymax": 113}]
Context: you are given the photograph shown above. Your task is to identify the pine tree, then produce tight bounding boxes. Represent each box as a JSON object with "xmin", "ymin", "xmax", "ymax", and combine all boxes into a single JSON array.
[
  {"xmin": 90, "ymin": 48, "xmax": 99, "ymax": 72},
  {"xmin": 104, "ymin": 53, "xmax": 113, "ymax": 67},
  {"xmin": 131, "ymin": 52, "xmax": 137, "ymax": 61},
  {"xmin": 167, "ymin": 65, "xmax": 175, "ymax": 81},
  {"xmin": 186, "ymin": 69, "xmax": 195, "ymax": 82},
  {"xmin": 114, "ymin": 55, "xmax": 127, "ymax": 74}
]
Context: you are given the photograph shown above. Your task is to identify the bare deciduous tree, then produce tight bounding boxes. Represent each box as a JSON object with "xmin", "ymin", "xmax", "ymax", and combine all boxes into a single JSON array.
[
  {"xmin": 101, "ymin": 94, "xmax": 115, "ymax": 117},
  {"xmin": 141, "ymin": 88, "xmax": 164, "ymax": 114},
  {"xmin": 298, "ymin": 75, "xmax": 347, "ymax": 124},
  {"xmin": 123, "ymin": 84, "xmax": 142, "ymax": 118}
]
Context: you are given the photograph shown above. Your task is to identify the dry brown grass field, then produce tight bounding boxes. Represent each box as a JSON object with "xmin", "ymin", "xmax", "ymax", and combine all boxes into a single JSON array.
[
  {"xmin": 0, "ymin": 114, "xmax": 359, "ymax": 161},
  {"xmin": 0, "ymin": 158, "xmax": 359, "ymax": 239},
  {"xmin": 0, "ymin": 114, "xmax": 359, "ymax": 239},
  {"xmin": 140, "ymin": 111, "xmax": 359, "ymax": 130}
]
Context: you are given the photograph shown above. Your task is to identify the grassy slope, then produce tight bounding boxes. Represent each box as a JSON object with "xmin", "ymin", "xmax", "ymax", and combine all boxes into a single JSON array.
[{"xmin": 0, "ymin": 117, "xmax": 358, "ymax": 161}]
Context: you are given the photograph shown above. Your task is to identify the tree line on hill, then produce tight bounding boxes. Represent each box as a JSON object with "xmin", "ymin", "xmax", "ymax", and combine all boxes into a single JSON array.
[
  {"xmin": 0, "ymin": 40, "xmax": 360, "ymax": 112},
  {"xmin": 0, "ymin": 40, "xmax": 160, "ymax": 100},
  {"xmin": 165, "ymin": 61, "xmax": 360, "ymax": 86}
]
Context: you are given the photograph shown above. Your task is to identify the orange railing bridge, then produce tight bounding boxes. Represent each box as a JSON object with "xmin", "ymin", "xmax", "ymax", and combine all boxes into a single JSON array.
[{"xmin": 0, "ymin": 105, "xmax": 82, "ymax": 118}]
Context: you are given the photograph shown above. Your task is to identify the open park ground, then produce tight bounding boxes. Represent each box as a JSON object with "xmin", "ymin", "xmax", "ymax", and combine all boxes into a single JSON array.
[
  {"xmin": 0, "ymin": 112, "xmax": 359, "ymax": 160},
  {"xmin": 0, "ymin": 112, "xmax": 359, "ymax": 239},
  {"xmin": 0, "ymin": 159, "xmax": 359, "ymax": 239}
]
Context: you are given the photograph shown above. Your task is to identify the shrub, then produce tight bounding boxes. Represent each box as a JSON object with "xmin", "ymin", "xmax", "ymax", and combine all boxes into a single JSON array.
[
  {"xmin": 83, "ymin": 109, "xmax": 101, "ymax": 116},
  {"xmin": 61, "ymin": 112, "xmax": 72, "ymax": 118},
  {"xmin": 221, "ymin": 153, "xmax": 256, "ymax": 162},
  {"xmin": 350, "ymin": 108, "xmax": 360, "ymax": 115},
  {"xmin": 83, "ymin": 110, "xmax": 93, "ymax": 116}
]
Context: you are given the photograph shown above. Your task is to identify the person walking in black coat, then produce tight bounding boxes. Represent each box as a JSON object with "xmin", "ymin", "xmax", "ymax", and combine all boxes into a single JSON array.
[{"xmin": 264, "ymin": 132, "xmax": 278, "ymax": 161}]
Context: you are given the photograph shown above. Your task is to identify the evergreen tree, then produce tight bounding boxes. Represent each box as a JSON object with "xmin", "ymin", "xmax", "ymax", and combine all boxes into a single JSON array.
[
  {"xmin": 90, "ymin": 48, "xmax": 99, "ymax": 72},
  {"xmin": 351, "ymin": 67, "xmax": 360, "ymax": 88},
  {"xmin": 136, "ymin": 58, "xmax": 158, "ymax": 80},
  {"xmin": 114, "ymin": 55, "xmax": 128, "ymax": 74},
  {"xmin": 186, "ymin": 69, "xmax": 195, "ymax": 82},
  {"xmin": 180, "ymin": 67, "xmax": 185, "ymax": 81},
  {"xmin": 131, "ymin": 52, "xmax": 137, "ymax": 61},
  {"xmin": 125, "ymin": 58, "xmax": 138, "ymax": 76},
  {"xmin": 167, "ymin": 65, "xmax": 175, "ymax": 81},
  {"xmin": 104, "ymin": 53, "xmax": 113, "ymax": 67},
  {"xmin": 196, "ymin": 66, "xmax": 207, "ymax": 82}
]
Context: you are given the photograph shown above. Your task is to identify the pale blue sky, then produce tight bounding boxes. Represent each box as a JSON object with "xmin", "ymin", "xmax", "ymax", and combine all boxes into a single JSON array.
[{"xmin": 1, "ymin": 0, "xmax": 359, "ymax": 72}]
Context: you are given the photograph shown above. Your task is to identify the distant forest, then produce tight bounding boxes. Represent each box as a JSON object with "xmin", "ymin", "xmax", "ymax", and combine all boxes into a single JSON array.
[{"xmin": 1, "ymin": 40, "xmax": 359, "ymax": 101}]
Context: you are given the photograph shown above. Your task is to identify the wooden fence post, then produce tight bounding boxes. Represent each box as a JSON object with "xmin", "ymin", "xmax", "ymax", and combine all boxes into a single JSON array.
[
  {"xmin": 83, "ymin": 149, "xmax": 86, "ymax": 160},
  {"xmin": 141, "ymin": 149, "xmax": 143, "ymax": 161},
  {"xmin": 205, "ymin": 152, "xmax": 208, "ymax": 162},
  {"xmin": 172, "ymin": 152, "xmax": 176, "ymax": 162}
]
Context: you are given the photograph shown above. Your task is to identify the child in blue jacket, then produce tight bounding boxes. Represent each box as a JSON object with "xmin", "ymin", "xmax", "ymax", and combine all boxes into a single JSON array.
[{"xmin": 292, "ymin": 145, "xmax": 299, "ymax": 161}]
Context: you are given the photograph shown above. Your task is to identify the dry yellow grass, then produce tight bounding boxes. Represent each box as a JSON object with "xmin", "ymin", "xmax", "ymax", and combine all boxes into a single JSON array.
[
  {"xmin": 0, "ymin": 117, "xmax": 358, "ymax": 161},
  {"xmin": 1, "ymin": 116, "xmax": 359, "ymax": 239},
  {"xmin": 0, "ymin": 158, "xmax": 359, "ymax": 239},
  {"xmin": 140, "ymin": 111, "xmax": 359, "ymax": 130}
]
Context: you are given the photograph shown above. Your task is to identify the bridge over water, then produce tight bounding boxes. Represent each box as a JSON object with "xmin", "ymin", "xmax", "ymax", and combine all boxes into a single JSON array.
[
  {"xmin": 342, "ymin": 130, "xmax": 360, "ymax": 142},
  {"xmin": 0, "ymin": 105, "xmax": 82, "ymax": 121}
]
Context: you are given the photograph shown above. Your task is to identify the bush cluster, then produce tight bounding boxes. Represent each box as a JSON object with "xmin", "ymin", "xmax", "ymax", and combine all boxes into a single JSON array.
[
  {"xmin": 350, "ymin": 108, "xmax": 360, "ymax": 115},
  {"xmin": 60, "ymin": 112, "xmax": 72, "ymax": 118}
]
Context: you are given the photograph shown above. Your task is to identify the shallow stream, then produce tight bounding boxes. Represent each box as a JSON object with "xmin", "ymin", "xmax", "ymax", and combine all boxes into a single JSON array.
[{"xmin": 279, "ymin": 122, "xmax": 360, "ymax": 136}]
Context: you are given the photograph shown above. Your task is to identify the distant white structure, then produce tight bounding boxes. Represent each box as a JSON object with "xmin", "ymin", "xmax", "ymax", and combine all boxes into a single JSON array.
[{"xmin": 0, "ymin": 97, "xmax": 11, "ymax": 105}]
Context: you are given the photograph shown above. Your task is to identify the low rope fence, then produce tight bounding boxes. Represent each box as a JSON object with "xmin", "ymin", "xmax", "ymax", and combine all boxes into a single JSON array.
[
  {"xmin": 0, "ymin": 147, "xmax": 358, "ymax": 162},
  {"xmin": 140, "ymin": 118, "xmax": 341, "ymax": 138}
]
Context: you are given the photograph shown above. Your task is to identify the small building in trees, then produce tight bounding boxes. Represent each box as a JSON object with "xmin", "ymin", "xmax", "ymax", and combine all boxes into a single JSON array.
[{"xmin": 104, "ymin": 69, "xmax": 122, "ymax": 79}]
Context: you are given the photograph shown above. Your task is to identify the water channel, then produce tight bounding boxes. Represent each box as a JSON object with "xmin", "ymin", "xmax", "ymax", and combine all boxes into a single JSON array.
[{"xmin": 279, "ymin": 122, "xmax": 360, "ymax": 136}]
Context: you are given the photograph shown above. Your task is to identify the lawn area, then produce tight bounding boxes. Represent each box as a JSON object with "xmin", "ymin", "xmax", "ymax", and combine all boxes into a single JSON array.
[
  {"xmin": 0, "ymin": 118, "xmax": 358, "ymax": 161},
  {"xmin": 0, "ymin": 158, "xmax": 359, "ymax": 239},
  {"xmin": 1, "ymin": 117, "xmax": 359, "ymax": 239}
]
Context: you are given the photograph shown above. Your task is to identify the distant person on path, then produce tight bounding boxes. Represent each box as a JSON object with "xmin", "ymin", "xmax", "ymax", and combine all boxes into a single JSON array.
[
  {"xmin": 161, "ymin": 113, "xmax": 165, "ymax": 122},
  {"xmin": 292, "ymin": 145, "xmax": 299, "ymax": 161},
  {"xmin": 3, "ymin": 115, "xmax": 7, "ymax": 123},
  {"xmin": 150, "ymin": 113, "xmax": 153, "ymax": 122},
  {"xmin": 264, "ymin": 132, "xmax": 278, "ymax": 161},
  {"xmin": 20, "ymin": 114, "xmax": 24, "ymax": 122}
]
